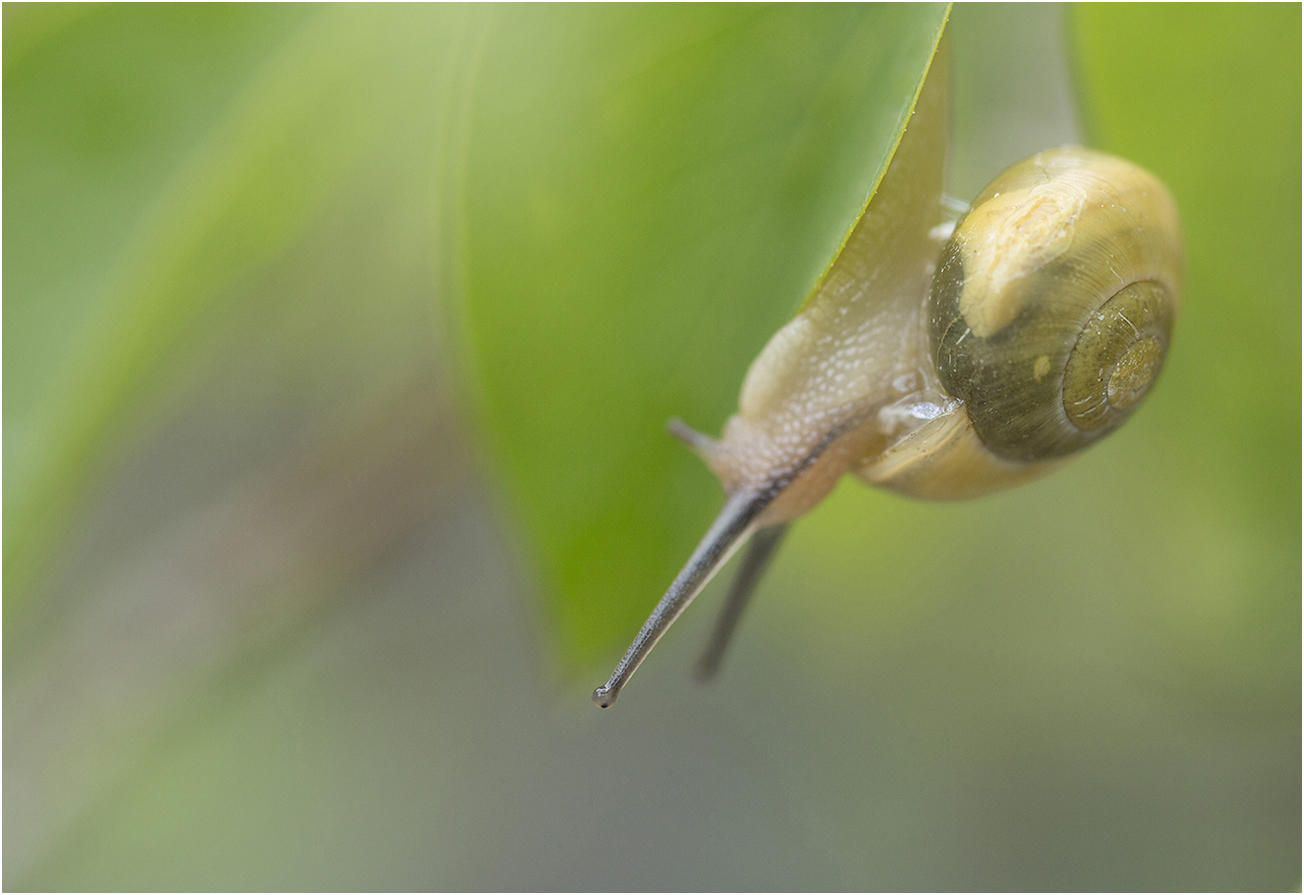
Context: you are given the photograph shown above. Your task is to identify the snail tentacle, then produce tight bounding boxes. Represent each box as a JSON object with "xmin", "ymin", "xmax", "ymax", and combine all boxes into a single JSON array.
[
  {"xmin": 595, "ymin": 409, "xmax": 874, "ymax": 707},
  {"xmin": 693, "ymin": 522, "xmax": 790, "ymax": 683},
  {"xmin": 592, "ymin": 488, "xmax": 765, "ymax": 708}
]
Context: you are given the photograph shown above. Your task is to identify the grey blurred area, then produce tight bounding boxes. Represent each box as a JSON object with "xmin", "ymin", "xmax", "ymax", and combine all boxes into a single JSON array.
[
  {"xmin": 948, "ymin": 4, "xmax": 1081, "ymax": 199},
  {"xmin": 5, "ymin": 5, "xmax": 1297, "ymax": 892},
  {"xmin": 5, "ymin": 114, "xmax": 470, "ymax": 881}
]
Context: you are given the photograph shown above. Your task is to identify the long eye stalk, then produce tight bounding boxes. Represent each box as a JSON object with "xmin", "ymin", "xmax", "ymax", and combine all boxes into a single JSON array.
[
  {"xmin": 693, "ymin": 522, "xmax": 789, "ymax": 683},
  {"xmin": 592, "ymin": 488, "xmax": 771, "ymax": 708}
]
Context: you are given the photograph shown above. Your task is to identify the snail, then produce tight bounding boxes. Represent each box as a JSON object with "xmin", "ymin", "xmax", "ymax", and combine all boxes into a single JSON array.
[{"xmin": 592, "ymin": 42, "xmax": 1182, "ymax": 708}]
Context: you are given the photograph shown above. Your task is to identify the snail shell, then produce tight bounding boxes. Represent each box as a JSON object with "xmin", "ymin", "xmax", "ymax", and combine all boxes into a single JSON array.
[
  {"xmin": 861, "ymin": 146, "xmax": 1182, "ymax": 499},
  {"xmin": 593, "ymin": 47, "xmax": 1182, "ymax": 707},
  {"xmin": 932, "ymin": 148, "xmax": 1181, "ymax": 461}
]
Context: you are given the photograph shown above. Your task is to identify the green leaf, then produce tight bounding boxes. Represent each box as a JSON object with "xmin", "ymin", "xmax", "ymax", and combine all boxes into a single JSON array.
[{"xmin": 456, "ymin": 5, "xmax": 949, "ymax": 669}]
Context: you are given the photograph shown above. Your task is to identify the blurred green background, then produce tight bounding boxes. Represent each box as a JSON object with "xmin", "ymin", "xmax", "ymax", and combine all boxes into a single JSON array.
[{"xmin": 5, "ymin": 4, "xmax": 1298, "ymax": 890}]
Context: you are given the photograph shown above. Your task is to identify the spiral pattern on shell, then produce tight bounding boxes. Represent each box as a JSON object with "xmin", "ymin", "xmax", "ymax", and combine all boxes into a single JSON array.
[{"xmin": 928, "ymin": 146, "xmax": 1183, "ymax": 462}]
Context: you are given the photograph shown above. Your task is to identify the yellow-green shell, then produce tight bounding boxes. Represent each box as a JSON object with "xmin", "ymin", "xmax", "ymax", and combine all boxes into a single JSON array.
[{"xmin": 929, "ymin": 147, "xmax": 1183, "ymax": 461}]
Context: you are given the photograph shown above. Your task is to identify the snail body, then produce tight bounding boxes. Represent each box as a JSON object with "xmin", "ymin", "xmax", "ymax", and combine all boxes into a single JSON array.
[{"xmin": 593, "ymin": 48, "xmax": 1182, "ymax": 708}]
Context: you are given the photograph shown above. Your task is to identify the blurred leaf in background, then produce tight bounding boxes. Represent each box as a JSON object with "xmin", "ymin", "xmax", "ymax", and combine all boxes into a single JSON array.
[
  {"xmin": 5, "ymin": 3, "xmax": 490, "ymax": 884},
  {"xmin": 4, "ymin": 4, "xmax": 483, "ymax": 616},
  {"xmin": 4, "ymin": 4, "xmax": 1299, "ymax": 891}
]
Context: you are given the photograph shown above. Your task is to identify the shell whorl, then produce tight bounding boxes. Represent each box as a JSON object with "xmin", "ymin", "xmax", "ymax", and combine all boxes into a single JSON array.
[{"xmin": 929, "ymin": 146, "xmax": 1182, "ymax": 462}]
